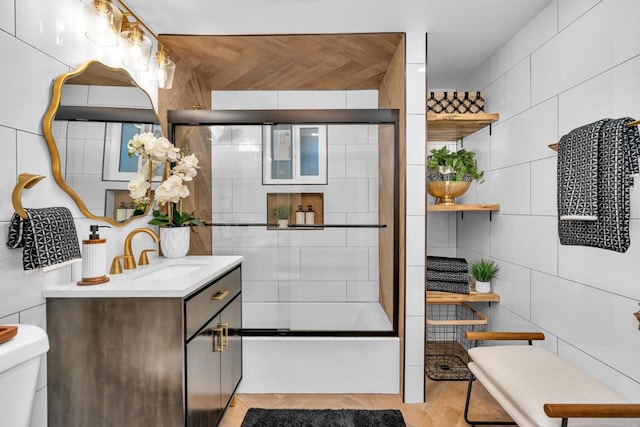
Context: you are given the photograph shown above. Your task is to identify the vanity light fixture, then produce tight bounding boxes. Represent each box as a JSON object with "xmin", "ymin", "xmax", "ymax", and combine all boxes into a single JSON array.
[
  {"xmin": 151, "ymin": 48, "xmax": 176, "ymax": 89},
  {"xmin": 85, "ymin": 0, "xmax": 123, "ymax": 46},
  {"xmin": 84, "ymin": 0, "xmax": 177, "ymax": 89},
  {"xmin": 121, "ymin": 20, "xmax": 152, "ymax": 71}
]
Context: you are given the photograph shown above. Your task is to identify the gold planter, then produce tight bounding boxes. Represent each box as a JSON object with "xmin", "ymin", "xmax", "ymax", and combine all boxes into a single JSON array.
[{"xmin": 427, "ymin": 181, "xmax": 471, "ymax": 205}]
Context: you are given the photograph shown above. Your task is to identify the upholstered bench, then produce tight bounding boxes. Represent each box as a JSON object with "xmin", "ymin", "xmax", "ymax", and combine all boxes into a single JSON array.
[{"xmin": 463, "ymin": 332, "xmax": 640, "ymax": 427}]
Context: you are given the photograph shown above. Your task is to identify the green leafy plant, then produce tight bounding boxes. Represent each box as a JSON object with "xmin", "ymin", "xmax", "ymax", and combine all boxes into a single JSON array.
[
  {"xmin": 427, "ymin": 146, "xmax": 484, "ymax": 182},
  {"xmin": 272, "ymin": 205, "xmax": 291, "ymax": 220},
  {"xmin": 470, "ymin": 259, "xmax": 500, "ymax": 282},
  {"xmin": 148, "ymin": 206, "xmax": 205, "ymax": 228}
]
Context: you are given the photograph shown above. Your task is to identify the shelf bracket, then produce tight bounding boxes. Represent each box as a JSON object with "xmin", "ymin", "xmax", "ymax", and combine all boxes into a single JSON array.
[
  {"xmin": 490, "ymin": 211, "xmax": 493, "ymax": 222},
  {"xmin": 489, "ymin": 123, "xmax": 493, "ymax": 136}
]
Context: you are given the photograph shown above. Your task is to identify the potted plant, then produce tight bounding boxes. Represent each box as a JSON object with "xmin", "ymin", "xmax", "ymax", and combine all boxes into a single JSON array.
[
  {"xmin": 272, "ymin": 205, "xmax": 291, "ymax": 229},
  {"xmin": 469, "ymin": 259, "xmax": 499, "ymax": 294},
  {"xmin": 427, "ymin": 146, "xmax": 484, "ymax": 204},
  {"xmin": 127, "ymin": 132, "xmax": 205, "ymax": 258}
]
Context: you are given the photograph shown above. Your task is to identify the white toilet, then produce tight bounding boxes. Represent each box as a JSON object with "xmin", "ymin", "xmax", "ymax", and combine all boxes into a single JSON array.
[{"xmin": 0, "ymin": 324, "xmax": 49, "ymax": 427}]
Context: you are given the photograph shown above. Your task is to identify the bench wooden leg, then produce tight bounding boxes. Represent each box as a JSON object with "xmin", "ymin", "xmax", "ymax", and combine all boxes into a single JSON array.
[{"xmin": 464, "ymin": 374, "xmax": 517, "ymax": 427}]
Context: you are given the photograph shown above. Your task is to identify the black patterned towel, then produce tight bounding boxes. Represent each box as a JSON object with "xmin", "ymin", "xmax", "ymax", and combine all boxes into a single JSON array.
[
  {"xmin": 427, "ymin": 280, "xmax": 470, "ymax": 294},
  {"xmin": 426, "ymin": 269, "xmax": 469, "ymax": 283},
  {"xmin": 559, "ymin": 118, "xmax": 640, "ymax": 253},
  {"xmin": 558, "ymin": 119, "xmax": 607, "ymax": 221},
  {"xmin": 7, "ymin": 207, "xmax": 81, "ymax": 271},
  {"xmin": 426, "ymin": 256, "xmax": 468, "ymax": 272}
]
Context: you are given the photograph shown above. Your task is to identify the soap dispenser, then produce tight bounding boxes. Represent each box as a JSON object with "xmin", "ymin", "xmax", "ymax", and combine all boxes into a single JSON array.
[{"xmin": 77, "ymin": 225, "xmax": 111, "ymax": 286}]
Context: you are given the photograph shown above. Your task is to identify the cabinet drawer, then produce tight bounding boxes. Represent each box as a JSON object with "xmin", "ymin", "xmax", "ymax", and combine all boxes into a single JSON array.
[{"xmin": 185, "ymin": 266, "xmax": 241, "ymax": 340}]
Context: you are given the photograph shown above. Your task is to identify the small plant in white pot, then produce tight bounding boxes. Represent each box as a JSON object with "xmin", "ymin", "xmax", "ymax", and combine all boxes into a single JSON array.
[
  {"xmin": 272, "ymin": 205, "xmax": 291, "ymax": 229},
  {"xmin": 470, "ymin": 259, "xmax": 499, "ymax": 294}
]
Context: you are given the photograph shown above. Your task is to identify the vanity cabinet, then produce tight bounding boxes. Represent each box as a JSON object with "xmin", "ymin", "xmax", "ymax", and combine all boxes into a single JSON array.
[
  {"xmin": 185, "ymin": 269, "xmax": 242, "ymax": 426},
  {"xmin": 46, "ymin": 263, "xmax": 242, "ymax": 427}
]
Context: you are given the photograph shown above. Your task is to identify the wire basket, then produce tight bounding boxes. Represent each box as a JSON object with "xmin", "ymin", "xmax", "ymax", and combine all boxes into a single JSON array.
[{"xmin": 425, "ymin": 303, "xmax": 487, "ymax": 381}]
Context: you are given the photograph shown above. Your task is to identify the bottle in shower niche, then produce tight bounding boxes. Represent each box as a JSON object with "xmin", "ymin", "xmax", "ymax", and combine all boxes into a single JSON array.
[
  {"xmin": 126, "ymin": 202, "xmax": 136, "ymax": 218},
  {"xmin": 295, "ymin": 205, "xmax": 305, "ymax": 225},
  {"xmin": 116, "ymin": 202, "xmax": 127, "ymax": 222},
  {"xmin": 305, "ymin": 205, "xmax": 315, "ymax": 225}
]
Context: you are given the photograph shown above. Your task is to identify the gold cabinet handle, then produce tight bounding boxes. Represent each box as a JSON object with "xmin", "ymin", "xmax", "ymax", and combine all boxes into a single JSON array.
[
  {"xmin": 210, "ymin": 290, "xmax": 229, "ymax": 301},
  {"xmin": 212, "ymin": 326, "xmax": 224, "ymax": 352},
  {"xmin": 221, "ymin": 322, "xmax": 229, "ymax": 348}
]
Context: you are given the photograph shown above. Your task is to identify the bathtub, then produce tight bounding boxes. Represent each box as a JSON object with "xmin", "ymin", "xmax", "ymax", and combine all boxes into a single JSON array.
[{"xmin": 239, "ymin": 302, "xmax": 400, "ymax": 393}]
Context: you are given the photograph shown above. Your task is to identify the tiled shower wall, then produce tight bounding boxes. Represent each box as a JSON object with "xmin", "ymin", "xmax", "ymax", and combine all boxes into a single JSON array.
[
  {"xmin": 459, "ymin": 0, "xmax": 640, "ymax": 399},
  {"xmin": 209, "ymin": 91, "xmax": 383, "ymax": 329}
]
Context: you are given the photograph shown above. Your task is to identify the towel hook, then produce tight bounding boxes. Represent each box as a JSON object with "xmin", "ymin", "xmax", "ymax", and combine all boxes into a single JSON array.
[{"xmin": 11, "ymin": 173, "xmax": 45, "ymax": 219}]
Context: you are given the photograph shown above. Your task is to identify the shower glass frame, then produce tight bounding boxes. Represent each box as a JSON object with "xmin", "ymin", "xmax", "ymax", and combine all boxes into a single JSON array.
[{"xmin": 168, "ymin": 109, "xmax": 400, "ymax": 338}]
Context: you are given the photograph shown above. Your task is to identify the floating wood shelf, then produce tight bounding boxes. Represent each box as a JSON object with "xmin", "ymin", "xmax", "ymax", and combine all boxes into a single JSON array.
[
  {"xmin": 427, "ymin": 112, "xmax": 500, "ymax": 141},
  {"xmin": 426, "ymin": 291, "xmax": 500, "ymax": 304},
  {"xmin": 427, "ymin": 203, "xmax": 500, "ymax": 212}
]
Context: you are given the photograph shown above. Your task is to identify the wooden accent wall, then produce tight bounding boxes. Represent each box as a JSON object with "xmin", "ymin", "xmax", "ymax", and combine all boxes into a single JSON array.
[
  {"xmin": 378, "ymin": 35, "xmax": 406, "ymax": 396},
  {"xmin": 158, "ymin": 48, "xmax": 213, "ymax": 255},
  {"xmin": 161, "ymin": 34, "xmax": 403, "ymax": 91}
]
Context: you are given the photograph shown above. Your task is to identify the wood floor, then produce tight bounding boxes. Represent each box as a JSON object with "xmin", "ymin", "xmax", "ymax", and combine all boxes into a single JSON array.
[{"xmin": 220, "ymin": 377, "xmax": 512, "ymax": 426}]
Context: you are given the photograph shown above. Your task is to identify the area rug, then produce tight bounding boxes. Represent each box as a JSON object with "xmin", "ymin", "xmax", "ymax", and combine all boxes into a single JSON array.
[{"xmin": 240, "ymin": 408, "xmax": 406, "ymax": 427}]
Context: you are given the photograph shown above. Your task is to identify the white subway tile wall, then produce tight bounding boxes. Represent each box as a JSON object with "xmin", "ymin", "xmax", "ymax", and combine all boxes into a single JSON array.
[
  {"xmin": 461, "ymin": 0, "xmax": 640, "ymax": 400},
  {"xmin": 0, "ymin": 0, "xmax": 14, "ymax": 34},
  {"xmin": 489, "ymin": 0, "xmax": 558, "ymax": 83},
  {"xmin": 490, "ymin": 97, "xmax": 558, "ymax": 170},
  {"xmin": 558, "ymin": 0, "xmax": 601, "ymax": 30},
  {"xmin": 405, "ymin": 32, "xmax": 427, "ymax": 403}
]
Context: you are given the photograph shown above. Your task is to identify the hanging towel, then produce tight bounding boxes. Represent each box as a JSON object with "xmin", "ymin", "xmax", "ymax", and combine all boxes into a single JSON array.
[
  {"xmin": 426, "ymin": 269, "xmax": 469, "ymax": 283},
  {"xmin": 559, "ymin": 118, "xmax": 640, "ymax": 253},
  {"xmin": 6, "ymin": 207, "xmax": 81, "ymax": 271},
  {"xmin": 426, "ymin": 256, "xmax": 468, "ymax": 272},
  {"xmin": 558, "ymin": 119, "xmax": 608, "ymax": 221}
]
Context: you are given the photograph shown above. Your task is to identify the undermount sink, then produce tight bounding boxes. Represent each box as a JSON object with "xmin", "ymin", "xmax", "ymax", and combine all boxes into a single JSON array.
[{"xmin": 135, "ymin": 264, "xmax": 208, "ymax": 280}]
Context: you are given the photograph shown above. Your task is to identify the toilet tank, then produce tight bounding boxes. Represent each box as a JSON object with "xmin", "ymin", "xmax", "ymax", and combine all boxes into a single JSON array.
[{"xmin": 0, "ymin": 324, "xmax": 49, "ymax": 427}]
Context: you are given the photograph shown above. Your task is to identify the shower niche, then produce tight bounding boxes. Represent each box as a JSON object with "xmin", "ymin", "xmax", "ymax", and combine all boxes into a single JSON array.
[{"xmin": 266, "ymin": 192, "xmax": 324, "ymax": 230}]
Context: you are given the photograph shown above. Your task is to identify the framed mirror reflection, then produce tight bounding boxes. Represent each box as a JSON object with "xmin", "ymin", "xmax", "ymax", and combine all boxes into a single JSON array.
[{"xmin": 43, "ymin": 61, "xmax": 162, "ymax": 225}]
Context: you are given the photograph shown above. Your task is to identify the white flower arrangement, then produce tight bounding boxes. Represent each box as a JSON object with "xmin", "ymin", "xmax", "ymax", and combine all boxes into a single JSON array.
[{"xmin": 127, "ymin": 132, "xmax": 204, "ymax": 227}]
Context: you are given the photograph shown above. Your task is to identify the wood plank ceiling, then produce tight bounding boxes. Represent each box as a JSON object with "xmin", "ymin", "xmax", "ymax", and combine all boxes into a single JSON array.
[{"xmin": 159, "ymin": 33, "xmax": 404, "ymax": 90}]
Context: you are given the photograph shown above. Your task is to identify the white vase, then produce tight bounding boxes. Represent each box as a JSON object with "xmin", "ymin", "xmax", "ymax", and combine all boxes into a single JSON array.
[
  {"xmin": 160, "ymin": 227, "xmax": 190, "ymax": 258},
  {"xmin": 475, "ymin": 280, "xmax": 491, "ymax": 294}
]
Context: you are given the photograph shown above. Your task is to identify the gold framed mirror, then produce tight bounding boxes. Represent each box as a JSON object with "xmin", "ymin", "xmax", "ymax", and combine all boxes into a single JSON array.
[{"xmin": 43, "ymin": 60, "xmax": 161, "ymax": 226}]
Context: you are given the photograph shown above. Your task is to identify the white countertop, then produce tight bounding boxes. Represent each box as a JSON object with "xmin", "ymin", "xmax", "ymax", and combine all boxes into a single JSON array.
[{"xmin": 42, "ymin": 255, "xmax": 243, "ymax": 298}]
